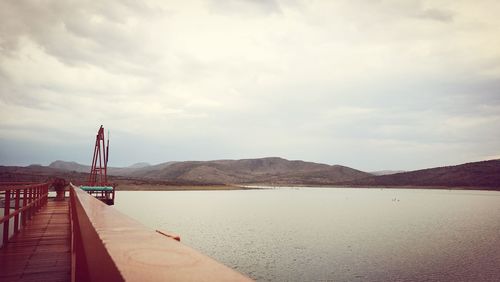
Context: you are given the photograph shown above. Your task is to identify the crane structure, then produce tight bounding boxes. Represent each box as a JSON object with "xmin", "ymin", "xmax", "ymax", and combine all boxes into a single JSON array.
[
  {"xmin": 88, "ymin": 125, "xmax": 109, "ymax": 186},
  {"xmin": 81, "ymin": 125, "xmax": 115, "ymax": 205}
]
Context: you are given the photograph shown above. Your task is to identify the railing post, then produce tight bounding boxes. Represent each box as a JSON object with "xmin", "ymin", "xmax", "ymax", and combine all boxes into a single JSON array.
[
  {"xmin": 45, "ymin": 184, "xmax": 49, "ymax": 205},
  {"xmin": 22, "ymin": 188, "xmax": 27, "ymax": 226},
  {"xmin": 36, "ymin": 186, "xmax": 40, "ymax": 211},
  {"xmin": 30, "ymin": 187, "xmax": 34, "ymax": 218},
  {"xmin": 3, "ymin": 189, "xmax": 11, "ymax": 246},
  {"xmin": 29, "ymin": 187, "xmax": 33, "ymax": 220},
  {"xmin": 27, "ymin": 188, "xmax": 31, "ymax": 220},
  {"xmin": 14, "ymin": 189, "xmax": 20, "ymax": 233},
  {"xmin": 39, "ymin": 186, "xmax": 43, "ymax": 209},
  {"xmin": 33, "ymin": 186, "xmax": 37, "ymax": 211}
]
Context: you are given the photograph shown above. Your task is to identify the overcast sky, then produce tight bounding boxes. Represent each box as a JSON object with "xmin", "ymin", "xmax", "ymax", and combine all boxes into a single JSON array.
[{"xmin": 1, "ymin": 0, "xmax": 499, "ymax": 171}]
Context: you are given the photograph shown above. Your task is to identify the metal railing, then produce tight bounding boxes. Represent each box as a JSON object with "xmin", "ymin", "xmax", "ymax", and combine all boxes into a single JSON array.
[
  {"xmin": 0, "ymin": 182, "xmax": 49, "ymax": 247},
  {"xmin": 69, "ymin": 183, "xmax": 251, "ymax": 281}
]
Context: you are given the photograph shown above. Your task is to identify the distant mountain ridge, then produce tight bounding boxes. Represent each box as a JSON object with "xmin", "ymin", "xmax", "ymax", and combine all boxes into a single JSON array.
[
  {"xmin": 48, "ymin": 160, "xmax": 156, "ymax": 176},
  {"xmin": 127, "ymin": 162, "xmax": 151, "ymax": 169},
  {"xmin": 343, "ymin": 159, "xmax": 500, "ymax": 189},
  {"xmin": 136, "ymin": 157, "xmax": 371, "ymax": 184},
  {"xmin": 3, "ymin": 158, "xmax": 498, "ymax": 190},
  {"xmin": 48, "ymin": 157, "xmax": 370, "ymax": 185},
  {"xmin": 49, "ymin": 160, "xmax": 88, "ymax": 172}
]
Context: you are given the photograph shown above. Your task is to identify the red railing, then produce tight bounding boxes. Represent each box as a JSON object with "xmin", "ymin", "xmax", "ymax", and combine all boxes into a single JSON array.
[
  {"xmin": 0, "ymin": 182, "xmax": 49, "ymax": 247},
  {"xmin": 69, "ymin": 183, "xmax": 251, "ymax": 281}
]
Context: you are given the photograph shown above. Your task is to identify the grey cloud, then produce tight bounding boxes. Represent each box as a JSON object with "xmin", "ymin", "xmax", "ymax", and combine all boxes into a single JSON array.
[
  {"xmin": 208, "ymin": 0, "xmax": 282, "ymax": 16},
  {"xmin": 0, "ymin": 0, "xmax": 162, "ymax": 72},
  {"xmin": 1, "ymin": 0, "xmax": 499, "ymax": 170},
  {"xmin": 415, "ymin": 8, "xmax": 454, "ymax": 22}
]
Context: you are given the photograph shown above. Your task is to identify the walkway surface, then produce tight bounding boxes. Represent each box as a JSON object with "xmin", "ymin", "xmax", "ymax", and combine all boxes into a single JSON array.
[{"xmin": 0, "ymin": 199, "xmax": 71, "ymax": 282}]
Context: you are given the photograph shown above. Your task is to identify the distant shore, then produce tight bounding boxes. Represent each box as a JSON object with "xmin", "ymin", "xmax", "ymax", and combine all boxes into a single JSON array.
[
  {"xmin": 113, "ymin": 183, "xmax": 499, "ymax": 192},
  {"xmin": 115, "ymin": 184, "xmax": 254, "ymax": 191}
]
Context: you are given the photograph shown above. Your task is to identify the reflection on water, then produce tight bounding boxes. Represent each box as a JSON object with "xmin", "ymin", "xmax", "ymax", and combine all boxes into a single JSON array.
[{"xmin": 114, "ymin": 188, "xmax": 500, "ymax": 281}]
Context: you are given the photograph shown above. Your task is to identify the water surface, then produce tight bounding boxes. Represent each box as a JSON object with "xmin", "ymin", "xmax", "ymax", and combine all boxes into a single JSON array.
[{"xmin": 114, "ymin": 188, "xmax": 500, "ymax": 281}]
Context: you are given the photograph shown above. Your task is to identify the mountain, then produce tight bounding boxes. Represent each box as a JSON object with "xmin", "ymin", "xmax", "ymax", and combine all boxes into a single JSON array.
[
  {"xmin": 48, "ymin": 160, "xmax": 156, "ymax": 176},
  {"xmin": 126, "ymin": 157, "xmax": 371, "ymax": 185},
  {"xmin": 47, "ymin": 158, "xmax": 370, "ymax": 185},
  {"xmin": 3, "ymin": 158, "xmax": 499, "ymax": 189},
  {"xmin": 343, "ymin": 159, "xmax": 500, "ymax": 189},
  {"xmin": 127, "ymin": 162, "xmax": 151, "ymax": 169},
  {"xmin": 130, "ymin": 161, "xmax": 177, "ymax": 173},
  {"xmin": 49, "ymin": 160, "xmax": 89, "ymax": 173},
  {"xmin": 0, "ymin": 165, "xmax": 88, "ymax": 183}
]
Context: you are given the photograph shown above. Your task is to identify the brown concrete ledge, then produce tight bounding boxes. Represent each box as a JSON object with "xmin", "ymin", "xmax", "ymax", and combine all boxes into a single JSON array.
[{"xmin": 69, "ymin": 183, "xmax": 251, "ymax": 282}]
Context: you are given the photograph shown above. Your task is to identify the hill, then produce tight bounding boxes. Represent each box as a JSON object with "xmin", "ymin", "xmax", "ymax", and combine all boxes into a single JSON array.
[
  {"xmin": 47, "ymin": 157, "xmax": 370, "ymax": 185},
  {"xmin": 119, "ymin": 157, "xmax": 370, "ymax": 185},
  {"xmin": 0, "ymin": 165, "xmax": 88, "ymax": 183},
  {"xmin": 48, "ymin": 160, "xmax": 156, "ymax": 176},
  {"xmin": 342, "ymin": 159, "xmax": 500, "ymax": 189},
  {"xmin": 49, "ymin": 160, "xmax": 89, "ymax": 172},
  {"xmin": 0, "ymin": 164, "xmax": 203, "ymax": 187},
  {"xmin": 5, "ymin": 158, "xmax": 499, "ymax": 190}
]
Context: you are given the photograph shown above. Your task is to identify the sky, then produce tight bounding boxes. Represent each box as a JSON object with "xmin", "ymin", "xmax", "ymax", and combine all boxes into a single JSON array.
[{"xmin": 0, "ymin": 0, "xmax": 499, "ymax": 171}]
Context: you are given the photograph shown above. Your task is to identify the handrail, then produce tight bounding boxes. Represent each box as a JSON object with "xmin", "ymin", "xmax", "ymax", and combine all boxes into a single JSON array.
[
  {"xmin": 0, "ymin": 182, "xmax": 39, "ymax": 186},
  {"xmin": 0, "ymin": 182, "xmax": 49, "ymax": 247},
  {"xmin": 69, "ymin": 183, "xmax": 251, "ymax": 281}
]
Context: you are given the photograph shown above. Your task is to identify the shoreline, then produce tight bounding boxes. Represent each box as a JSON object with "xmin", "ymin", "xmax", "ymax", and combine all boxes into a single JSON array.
[
  {"xmin": 115, "ymin": 184, "xmax": 255, "ymax": 191},
  {"xmin": 113, "ymin": 183, "xmax": 500, "ymax": 192},
  {"xmin": 243, "ymin": 184, "xmax": 500, "ymax": 192}
]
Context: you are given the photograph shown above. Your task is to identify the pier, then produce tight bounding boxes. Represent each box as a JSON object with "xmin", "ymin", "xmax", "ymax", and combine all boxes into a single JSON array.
[
  {"xmin": 0, "ymin": 198, "xmax": 70, "ymax": 281},
  {"xmin": 1, "ymin": 182, "xmax": 250, "ymax": 281}
]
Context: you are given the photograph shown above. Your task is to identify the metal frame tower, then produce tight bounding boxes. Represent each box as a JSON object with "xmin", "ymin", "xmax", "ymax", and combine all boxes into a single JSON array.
[{"xmin": 88, "ymin": 125, "xmax": 109, "ymax": 186}]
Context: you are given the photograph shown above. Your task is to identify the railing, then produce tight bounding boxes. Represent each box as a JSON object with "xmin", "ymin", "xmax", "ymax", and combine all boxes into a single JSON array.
[
  {"xmin": 0, "ymin": 182, "xmax": 49, "ymax": 247},
  {"xmin": 69, "ymin": 183, "xmax": 251, "ymax": 281}
]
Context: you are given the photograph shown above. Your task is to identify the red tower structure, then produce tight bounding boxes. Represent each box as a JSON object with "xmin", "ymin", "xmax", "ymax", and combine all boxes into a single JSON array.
[
  {"xmin": 88, "ymin": 125, "xmax": 109, "ymax": 186},
  {"xmin": 81, "ymin": 125, "xmax": 115, "ymax": 205}
]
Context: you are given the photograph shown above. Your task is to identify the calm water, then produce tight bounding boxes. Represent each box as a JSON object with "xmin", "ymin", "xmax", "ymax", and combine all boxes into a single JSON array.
[{"xmin": 114, "ymin": 188, "xmax": 500, "ymax": 281}]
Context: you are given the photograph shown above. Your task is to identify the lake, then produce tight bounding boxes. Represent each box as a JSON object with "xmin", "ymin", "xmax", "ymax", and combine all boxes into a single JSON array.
[{"xmin": 114, "ymin": 187, "xmax": 500, "ymax": 281}]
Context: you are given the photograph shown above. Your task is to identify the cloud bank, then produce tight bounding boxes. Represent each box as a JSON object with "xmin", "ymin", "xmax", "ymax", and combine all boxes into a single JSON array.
[{"xmin": 1, "ymin": 0, "xmax": 499, "ymax": 171}]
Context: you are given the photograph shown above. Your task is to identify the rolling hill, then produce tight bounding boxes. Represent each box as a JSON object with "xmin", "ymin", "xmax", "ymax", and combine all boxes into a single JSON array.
[
  {"xmin": 49, "ymin": 157, "xmax": 370, "ymax": 185},
  {"xmin": 342, "ymin": 159, "xmax": 500, "ymax": 189},
  {"xmin": 48, "ymin": 160, "xmax": 156, "ymax": 176},
  {"xmin": 0, "ymin": 165, "xmax": 88, "ymax": 183},
  {"xmin": 3, "ymin": 158, "xmax": 499, "ymax": 190},
  {"xmin": 124, "ymin": 157, "xmax": 370, "ymax": 184}
]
